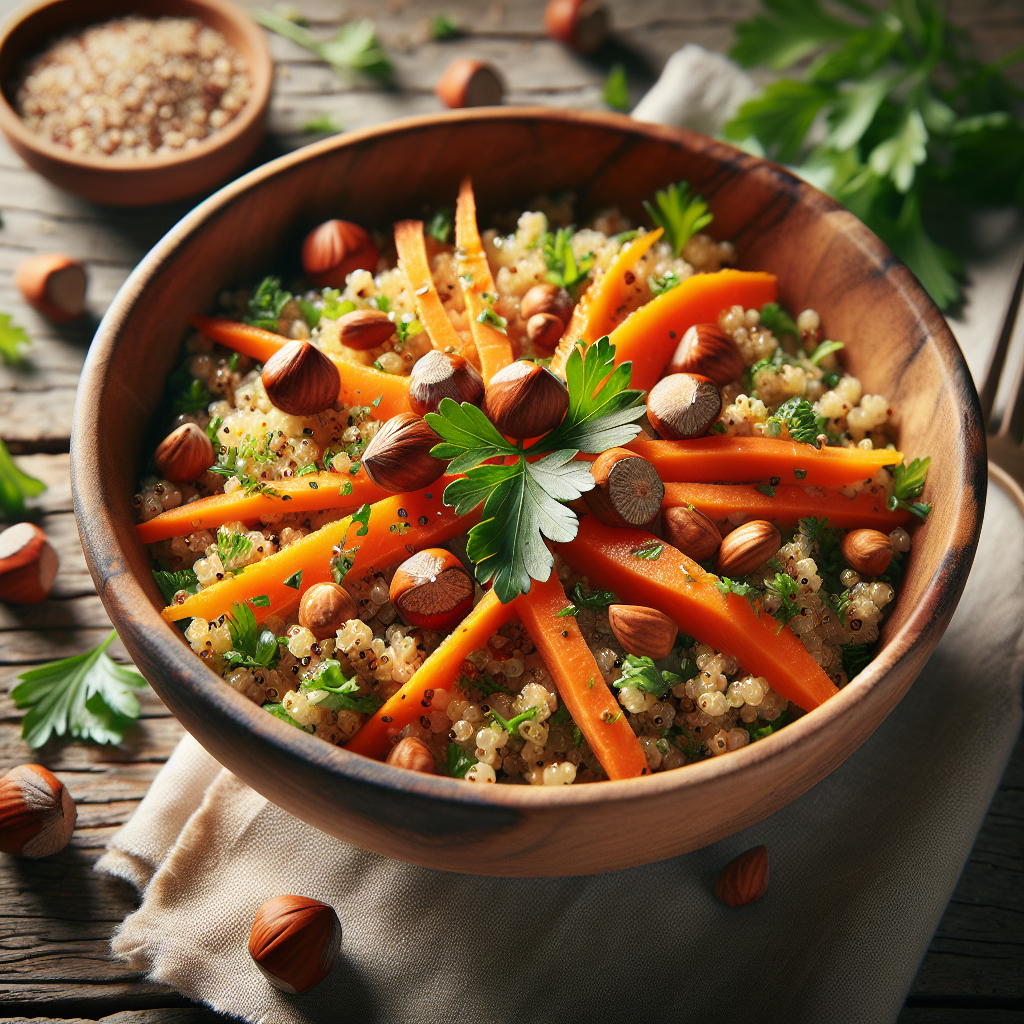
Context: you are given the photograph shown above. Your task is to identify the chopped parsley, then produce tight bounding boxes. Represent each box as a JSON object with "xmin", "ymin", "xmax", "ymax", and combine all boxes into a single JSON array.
[
  {"xmin": 758, "ymin": 302, "xmax": 798, "ymax": 341},
  {"xmin": 755, "ymin": 483, "xmax": 776, "ymax": 497},
  {"xmin": 447, "ymin": 742, "xmax": 478, "ymax": 778},
  {"xmin": 648, "ymin": 270, "xmax": 683, "ymax": 297},
  {"xmin": 243, "ymin": 276, "xmax": 293, "ymax": 333},
  {"xmin": 216, "ymin": 527, "xmax": 253, "ymax": 573},
  {"xmin": 541, "ymin": 226, "xmax": 595, "ymax": 296},
  {"xmin": 808, "ymin": 339, "xmax": 844, "ymax": 365},
  {"xmin": 171, "ymin": 378, "xmax": 213, "ymax": 416},
  {"xmin": 223, "ymin": 602, "xmax": 285, "ymax": 670},
  {"xmin": 642, "ymin": 180, "xmax": 713, "ymax": 257},
  {"xmin": 0, "ymin": 312, "xmax": 31, "ymax": 366},
  {"xmin": 887, "ymin": 457, "xmax": 932, "ymax": 519},
  {"xmin": 764, "ymin": 397, "xmax": 827, "ymax": 445},
  {"xmin": 603, "ymin": 63, "xmax": 630, "ymax": 111},
  {"xmin": 0, "ymin": 439, "xmax": 47, "ymax": 519},
  {"xmin": 763, "ymin": 571, "xmax": 800, "ymax": 624},
  {"xmin": 283, "ymin": 570, "xmax": 303, "ymax": 590},
  {"xmin": 570, "ymin": 582, "xmax": 617, "ymax": 609},
  {"xmin": 302, "ymin": 660, "xmax": 382, "ymax": 714},
  {"xmin": 153, "ymin": 568, "xmax": 199, "ymax": 603},
  {"xmin": 476, "ymin": 307, "xmax": 508, "ymax": 333},
  {"xmin": 841, "ymin": 642, "xmax": 875, "ymax": 679},
  {"xmin": 632, "ymin": 541, "xmax": 664, "ymax": 560},
  {"xmin": 611, "ymin": 655, "xmax": 683, "ymax": 698},
  {"xmin": 265, "ymin": 703, "xmax": 308, "ymax": 730},
  {"xmin": 427, "ymin": 208, "xmax": 454, "ymax": 243}
]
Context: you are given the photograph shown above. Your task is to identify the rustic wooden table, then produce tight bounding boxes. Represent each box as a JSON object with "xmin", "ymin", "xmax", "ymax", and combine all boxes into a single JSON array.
[{"xmin": 1, "ymin": 1, "xmax": 1021, "ymax": 1021}]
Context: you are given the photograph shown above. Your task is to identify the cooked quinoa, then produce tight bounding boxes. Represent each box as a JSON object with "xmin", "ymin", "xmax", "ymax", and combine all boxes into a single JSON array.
[{"xmin": 139, "ymin": 195, "xmax": 919, "ymax": 785}]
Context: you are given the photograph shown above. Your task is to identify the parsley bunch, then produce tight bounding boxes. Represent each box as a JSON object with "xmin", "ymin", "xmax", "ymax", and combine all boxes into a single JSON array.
[
  {"xmin": 724, "ymin": 0, "xmax": 1024, "ymax": 309},
  {"xmin": 426, "ymin": 338, "xmax": 646, "ymax": 602}
]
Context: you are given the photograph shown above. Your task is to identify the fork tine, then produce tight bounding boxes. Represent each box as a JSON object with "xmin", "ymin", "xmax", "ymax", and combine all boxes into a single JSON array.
[{"xmin": 979, "ymin": 244, "xmax": 1024, "ymax": 428}]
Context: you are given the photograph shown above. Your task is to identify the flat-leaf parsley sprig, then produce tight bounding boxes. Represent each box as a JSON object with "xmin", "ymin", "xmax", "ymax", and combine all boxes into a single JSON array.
[
  {"xmin": 888, "ymin": 456, "xmax": 932, "ymax": 519},
  {"xmin": 425, "ymin": 337, "xmax": 646, "ymax": 603}
]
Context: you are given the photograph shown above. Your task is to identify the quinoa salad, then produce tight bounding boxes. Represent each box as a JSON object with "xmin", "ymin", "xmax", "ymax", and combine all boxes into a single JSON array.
[{"xmin": 136, "ymin": 177, "xmax": 932, "ymax": 786}]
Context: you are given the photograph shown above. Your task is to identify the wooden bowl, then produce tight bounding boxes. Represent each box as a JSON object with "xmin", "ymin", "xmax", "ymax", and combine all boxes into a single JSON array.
[
  {"xmin": 0, "ymin": 0, "xmax": 272, "ymax": 206},
  {"xmin": 71, "ymin": 109, "xmax": 985, "ymax": 876}
]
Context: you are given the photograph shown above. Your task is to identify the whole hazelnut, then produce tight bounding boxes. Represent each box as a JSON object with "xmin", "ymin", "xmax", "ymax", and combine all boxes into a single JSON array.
[
  {"xmin": 389, "ymin": 548, "xmax": 475, "ymax": 631},
  {"xmin": 261, "ymin": 340, "xmax": 341, "ymax": 416},
  {"xmin": 716, "ymin": 520, "xmax": 781, "ymax": 578},
  {"xmin": 385, "ymin": 736, "xmax": 437, "ymax": 774},
  {"xmin": 662, "ymin": 505, "xmax": 721, "ymax": 562},
  {"xmin": 248, "ymin": 894, "xmax": 341, "ymax": 994},
  {"xmin": 154, "ymin": 423, "xmax": 215, "ymax": 483},
  {"xmin": 0, "ymin": 522, "xmax": 58, "ymax": 605},
  {"xmin": 302, "ymin": 220, "xmax": 378, "ymax": 288},
  {"xmin": 526, "ymin": 312, "xmax": 565, "ymax": 351},
  {"xmin": 408, "ymin": 350, "xmax": 484, "ymax": 416},
  {"xmin": 0, "ymin": 763, "xmax": 76, "ymax": 858},
  {"xmin": 361, "ymin": 413, "xmax": 446, "ymax": 493},
  {"xmin": 520, "ymin": 283, "xmax": 574, "ymax": 326},
  {"xmin": 607, "ymin": 605, "xmax": 677, "ymax": 660},
  {"xmin": 544, "ymin": 0, "xmax": 609, "ymax": 54},
  {"xmin": 15, "ymin": 253, "xmax": 87, "ymax": 323},
  {"xmin": 336, "ymin": 308, "xmax": 395, "ymax": 351},
  {"xmin": 667, "ymin": 323, "xmax": 744, "ymax": 386},
  {"xmin": 435, "ymin": 58, "xmax": 505, "ymax": 108},
  {"xmin": 483, "ymin": 361, "xmax": 569, "ymax": 438},
  {"xmin": 646, "ymin": 373, "xmax": 722, "ymax": 440},
  {"xmin": 840, "ymin": 528, "xmax": 894, "ymax": 577},
  {"xmin": 298, "ymin": 583, "xmax": 358, "ymax": 640},
  {"xmin": 585, "ymin": 448, "xmax": 664, "ymax": 528}
]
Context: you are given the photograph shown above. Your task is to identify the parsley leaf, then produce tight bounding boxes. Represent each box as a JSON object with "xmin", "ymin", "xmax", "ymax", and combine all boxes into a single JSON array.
[
  {"xmin": 763, "ymin": 571, "xmax": 800, "ymax": 624},
  {"xmin": 642, "ymin": 180, "xmax": 713, "ymax": 257},
  {"xmin": 283, "ymin": 570, "xmax": 303, "ymax": 590},
  {"xmin": 603, "ymin": 63, "xmax": 630, "ymax": 111},
  {"xmin": 0, "ymin": 439, "xmax": 47, "ymax": 518},
  {"xmin": 431, "ymin": 15, "xmax": 461, "ymax": 40},
  {"xmin": 632, "ymin": 540, "xmax": 663, "ymax": 559},
  {"xmin": 538, "ymin": 336, "xmax": 646, "ymax": 454},
  {"xmin": 302, "ymin": 113, "xmax": 343, "ymax": 135},
  {"xmin": 541, "ymin": 227, "xmax": 595, "ymax": 296},
  {"xmin": 887, "ymin": 456, "xmax": 932, "ymax": 518},
  {"xmin": 153, "ymin": 568, "xmax": 199, "ymax": 603},
  {"xmin": 171, "ymin": 378, "xmax": 212, "ymax": 416},
  {"xmin": 758, "ymin": 302, "xmax": 799, "ymax": 341},
  {"xmin": 12, "ymin": 631, "xmax": 145, "ymax": 748},
  {"xmin": 841, "ymin": 641, "xmax": 875, "ymax": 679},
  {"xmin": 648, "ymin": 270, "xmax": 683, "ymax": 297},
  {"xmin": 302, "ymin": 660, "xmax": 382, "ymax": 714},
  {"xmin": 243, "ymin": 276, "xmax": 293, "ymax": 332},
  {"xmin": 265, "ymin": 703, "xmax": 308, "ymax": 730},
  {"xmin": 612, "ymin": 654, "xmax": 681, "ymax": 698},
  {"xmin": 571, "ymin": 582, "xmax": 616, "ymax": 609},
  {"xmin": 223, "ymin": 602, "xmax": 284, "ymax": 670},
  {"xmin": 809, "ymin": 339, "xmax": 844, "ymax": 365},
  {"xmin": 427, "ymin": 208, "xmax": 453, "ymax": 244},
  {"xmin": 447, "ymin": 742, "xmax": 478, "ymax": 778},
  {"xmin": 764, "ymin": 397, "xmax": 827, "ymax": 444},
  {"xmin": 0, "ymin": 312, "xmax": 31, "ymax": 365},
  {"xmin": 426, "ymin": 397, "xmax": 518, "ymax": 474},
  {"xmin": 216, "ymin": 527, "xmax": 253, "ymax": 574},
  {"xmin": 713, "ymin": 577, "xmax": 758, "ymax": 604}
]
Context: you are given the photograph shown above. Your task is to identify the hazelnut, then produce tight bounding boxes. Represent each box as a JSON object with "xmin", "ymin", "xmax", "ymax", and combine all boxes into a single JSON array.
[
  {"xmin": 483, "ymin": 361, "xmax": 568, "ymax": 439},
  {"xmin": 261, "ymin": 340, "xmax": 341, "ymax": 416},
  {"xmin": 526, "ymin": 312, "xmax": 565, "ymax": 351},
  {"xmin": 662, "ymin": 505, "xmax": 721, "ymax": 562},
  {"xmin": 667, "ymin": 323, "xmax": 744, "ymax": 386},
  {"xmin": 301, "ymin": 219, "xmax": 378, "ymax": 288},
  {"xmin": 715, "ymin": 845, "xmax": 769, "ymax": 907},
  {"xmin": 0, "ymin": 523, "xmax": 58, "ymax": 605},
  {"xmin": 336, "ymin": 308, "xmax": 395, "ymax": 351},
  {"xmin": 521, "ymin": 283, "xmax": 573, "ymax": 326},
  {"xmin": 248, "ymin": 894, "xmax": 341, "ymax": 994},
  {"xmin": 435, "ymin": 58, "xmax": 505, "ymax": 108},
  {"xmin": 361, "ymin": 413, "xmax": 446, "ymax": 493},
  {"xmin": 389, "ymin": 548, "xmax": 475, "ymax": 631},
  {"xmin": 646, "ymin": 373, "xmax": 722, "ymax": 440},
  {"xmin": 0, "ymin": 763, "xmax": 76, "ymax": 858},
  {"xmin": 408, "ymin": 350, "xmax": 484, "ymax": 416},
  {"xmin": 154, "ymin": 422, "xmax": 214, "ymax": 483},
  {"xmin": 544, "ymin": 0, "xmax": 609, "ymax": 54},
  {"xmin": 298, "ymin": 583, "xmax": 358, "ymax": 640},
  {"xmin": 585, "ymin": 448, "xmax": 664, "ymax": 528},
  {"xmin": 716, "ymin": 520, "xmax": 781, "ymax": 578},
  {"xmin": 608, "ymin": 605, "xmax": 678, "ymax": 660},
  {"xmin": 15, "ymin": 253, "xmax": 87, "ymax": 323},
  {"xmin": 840, "ymin": 528, "xmax": 894, "ymax": 577},
  {"xmin": 385, "ymin": 736, "xmax": 437, "ymax": 774}
]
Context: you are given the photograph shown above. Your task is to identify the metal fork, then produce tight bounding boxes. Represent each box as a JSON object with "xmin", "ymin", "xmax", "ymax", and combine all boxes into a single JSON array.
[{"xmin": 979, "ymin": 245, "xmax": 1024, "ymax": 511}]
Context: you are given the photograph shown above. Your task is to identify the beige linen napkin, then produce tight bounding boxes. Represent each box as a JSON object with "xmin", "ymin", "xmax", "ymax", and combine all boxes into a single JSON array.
[{"xmin": 98, "ymin": 479, "xmax": 1023, "ymax": 1024}]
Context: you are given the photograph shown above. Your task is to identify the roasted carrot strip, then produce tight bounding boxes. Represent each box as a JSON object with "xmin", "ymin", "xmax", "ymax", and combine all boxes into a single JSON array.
[
  {"xmin": 515, "ymin": 571, "xmax": 649, "ymax": 781},
  {"xmin": 345, "ymin": 590, "xmax": 516, "ymax": 759},
  {"xmin": 162, "ymin": 485, "xmax": 475, "ymax": 624},
  {"xmin": 394, "ymin": 219, "xmax": 473, "ymax": 359},
  {"xmin": 620, "ymin": 437, "xmax": 903, "ymax": 487},
  {"xmin": 662, "ymin": 482, "xmax": 912, "ymax": 530},
  {"xmin": 551, "ymin": 228, "xmax": 663, "ymax": 376},
  {"xmin": 606, "ymin": 270, "xmax": 778, "ymax": 392},
  {"xmin": 137, "ymin": 473, "xmax": 389, "ymax": 544},
  {"xmin": 558, "ymin": 520, "xmax": 840, "ymax": 712},
  {"xmin": 189, "ymin": 315, "xmax": 411, "ymax": 420},
  {"xmin": 455, "ymin": 178, "xmax": 514, "ymax": 383}
]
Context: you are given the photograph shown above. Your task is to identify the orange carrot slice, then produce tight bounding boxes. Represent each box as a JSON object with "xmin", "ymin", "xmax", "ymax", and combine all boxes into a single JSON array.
[
  {"xmin": 621, "ymin": 436, "xmax": 903, "ymax": 488},
  {"xmin": 162, "ymin": 485, "xmax": 475, "ymax": 624},
  {"xmin": 515, "ymin": 571, "xmax": 649, "ymax": 780},
  {"xmin": 394, "ymin": 219, "xmax": 472, "ymax": 359},
  {"xmin": 455, "ymin": 178, "xmax": 514, "ymax": 383},
  {"xmin": 558, "ymin": 519, "xmax": 840, "ymax": 712},
  {"xmin": 662, "ymin": 482, "xmax": 912, "ymax": 530},
  {"xmin": 137, "ymin": 472, "xmax": 389, "ymax": 544},
  {"xmin": 345, "ymin": 590, "xmax": 516, "ymax": 759},
  {"xmin": 606, "ymin": 270, "xmax": 778, "ymax": 392},
  {"xmin": 188, "ymin": 315, "xmax": 411, "ymax": 420},
  {"xmin": 551, "ymin": 228, "xmax": 663, "ymax": 376}
]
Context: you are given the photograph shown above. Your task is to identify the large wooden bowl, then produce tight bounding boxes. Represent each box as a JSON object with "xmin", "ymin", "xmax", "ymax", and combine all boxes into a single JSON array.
[
  {"xmin": 0, "ymin": 0, "xmax": 272, "ymax": 206},
  {"xmin": 71, "ymin": 109, "xmax": 985, "ymax": 876}
]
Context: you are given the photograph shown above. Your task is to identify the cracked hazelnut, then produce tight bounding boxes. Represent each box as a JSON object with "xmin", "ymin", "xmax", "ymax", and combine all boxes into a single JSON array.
[
  {"xmin": 585, "ymin": 448, "xmax": 664, "ymax": 528},
  {"xmin": 544, "ymin": 0, "xmax": 609, "ymax": 54},
  {"xmin": 647, "ymin": 373, "xmax": 722, "ymax": 440},
  {"xmin": 408, "ymin": 350, "xmax": 484, "ymax": 416},
  {"xmin": 390, "ymin": 548, "xmax": 474, "ymax": 631},
  {"xmin": 436, "ymin": 58, "xmax": 505, "ymax": 108},
  {"xmin": 15, "ymin": 253, "xmax": 87, "ymax": 323}
]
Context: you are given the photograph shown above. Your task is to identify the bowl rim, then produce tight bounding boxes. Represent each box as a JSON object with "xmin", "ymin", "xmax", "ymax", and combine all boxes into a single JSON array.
[
  {"xmin": 0, "ymin": 0, "xmax": 272, "ymax": 172},
  {"xmin": 72, "ymin": 106, "xmax": 986, "ymax": 814}
]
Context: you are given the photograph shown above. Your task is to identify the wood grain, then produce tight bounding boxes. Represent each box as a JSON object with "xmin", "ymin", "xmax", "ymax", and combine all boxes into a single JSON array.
[{"xmin": 0, "ymin": 0, "xmax": 1020, "ymax": 1017}]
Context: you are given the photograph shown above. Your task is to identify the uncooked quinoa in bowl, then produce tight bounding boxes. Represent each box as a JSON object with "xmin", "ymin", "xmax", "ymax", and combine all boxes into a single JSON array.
[{"xmin": 134, "ymin": 175, "xmax": 934, "ymax": 787}]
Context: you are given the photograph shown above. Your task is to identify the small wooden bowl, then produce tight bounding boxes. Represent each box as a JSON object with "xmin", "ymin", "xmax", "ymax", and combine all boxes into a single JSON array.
[
  {"xmin": 71, "ymin": 109, "xmax": 985, "ymax": 876},
  {"xmin": 0, "ymin": 0, "xmax": 272, "ymax": 206}
]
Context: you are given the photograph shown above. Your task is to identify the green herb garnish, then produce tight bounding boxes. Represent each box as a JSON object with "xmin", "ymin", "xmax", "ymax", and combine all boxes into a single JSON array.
[
  {"xmin": 153, "ymin": 568, "xmax": 199, "ymax": 604},
  {"xmin": 758, "ymin": 302, "xmax": 798, "ymax": 340},
  {"xmin": 431, "ymin": 14, "xmax": 460, "ymax": 40},
  {"xmin": 447, "ymin": 742, "xmax": 478, "ymax": 778},
  {"xmin": 303, "ymin": 660, "xmax": 382, "ymax": 714},
  {"xmin": 302, "ymin": 112, "xmax": 343, "ymax": 135},
  {"xmin": 809, "ymin": 340, "xmax": 844, "ymax": 365},
  {"xmin": 632, "ymin": 541, "xmax": 663, "ymax": 560},
  {"xmin": 427, "ymin": 208, "xmax": 454, "ymax": 244},
  {"xmin": 0, "ymin": 439, "xmax": 46, "ymax": 518},
  {"xmin": 541, "ymin": 226, "xmax": 595, "ymax": 296},
  {"xmin": 887, "ymin": 456, "xmax": 932, "ymax": 519},
  {"xmin": 243, "ymin": 276, "xmax": 292, "ymax": 333},
  {"xmin": 611, "ymin": 655, "xmax": 682, "ymax": 698},
  {"xmin": 642, "ymin": 180, "xmax": 713, "ymax": 257},
  {"xmin": 603, "ymin": 63, "xmax": 630, "ymax": 111},
  {"xmin": 0, "ymin": 312, "xmax": 31, "ymax": 365},
  {"xmin": 223, "ymin": 602, "xmax": 285, "ymax": 670},
  {"xmin": 764, "ymin": 396, "xmax": 827, "ymax": 445},
  {"xmin": 763, "ymin": 571, "xmax": 800, "ymax": 624},
  {"xmin": 283, "ymin": 570, "xmax": 303, "ymax": 590}
]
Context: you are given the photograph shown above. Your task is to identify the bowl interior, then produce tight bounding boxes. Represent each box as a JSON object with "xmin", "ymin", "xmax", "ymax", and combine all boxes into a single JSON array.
[{"xmin": 71, "ymin": 109, "xmax": 985, "ymax": 875}]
